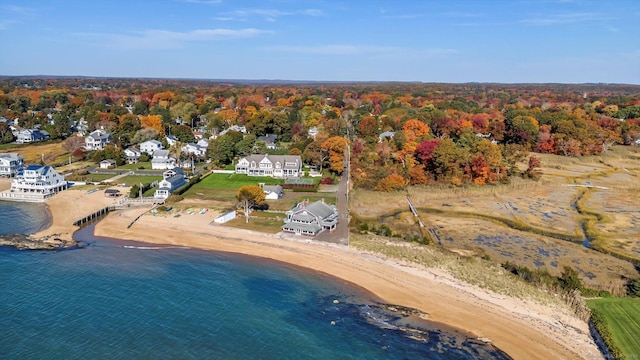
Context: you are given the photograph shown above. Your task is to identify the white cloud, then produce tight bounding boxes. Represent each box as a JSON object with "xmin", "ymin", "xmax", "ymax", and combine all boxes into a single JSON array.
[
  {"xmin": 520, "ymin": 12, "xmax": 614, "ymax": 25},
  {"xmin": 264, "ymin": 45, "xmax": 457, "ymax": 57},
  {"xmin": 219, "ymin": 8, "xmax": 324, "ymax": 21},
  {"xmin": 76, "ymin": 28, "xmax": 271, "ymax": 50}
]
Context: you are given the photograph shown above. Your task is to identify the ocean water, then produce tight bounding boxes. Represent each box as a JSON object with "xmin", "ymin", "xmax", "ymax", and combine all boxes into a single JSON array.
[
  {"xmin": 0, "ymin": 205, "xmax": 509, "ymax": 359},
  {"xmin": 0, "ymin": 201, "xmax": 50, "ymax": 235}
]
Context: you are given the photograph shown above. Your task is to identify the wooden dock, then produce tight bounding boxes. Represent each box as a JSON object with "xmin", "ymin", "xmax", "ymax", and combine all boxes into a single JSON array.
[{"xmin": 73, "ymin": 206, "xmax": 117, "ymax": 226}]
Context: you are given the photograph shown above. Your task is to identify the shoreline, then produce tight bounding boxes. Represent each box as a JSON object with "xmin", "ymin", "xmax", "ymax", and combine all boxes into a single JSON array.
[{"xmin": 38, "ymin": 187, "xmax": 602, "ymax": 359}]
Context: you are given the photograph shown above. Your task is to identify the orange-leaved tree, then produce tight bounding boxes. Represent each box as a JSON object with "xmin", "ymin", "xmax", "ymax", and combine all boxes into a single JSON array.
[
  {"xmin": 321, "ymin": 136, "xmax": 349, "ymax": 174},
  {"xmin": 140, "ymin": 115, "xmax": 164, "ymax": 135}
]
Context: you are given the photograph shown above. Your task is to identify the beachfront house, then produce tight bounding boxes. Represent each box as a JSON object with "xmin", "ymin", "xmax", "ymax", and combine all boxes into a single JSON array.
[
  {"xmin": 0, "ymin": 165, "xmax": 67, "ymax": 201},
  {"xmin": 151, "ymin": 149, "xmax": 176, "ymax": 170},
  {"xmin": 282, "ymin": 199, "xmax": 338, "ymax": 236},
  {"xmin": 140, "ymin": 140, "xmax": 164, "ymax": 155},
  {"xmin": 0, "ymin": 153, "xmax": 24, "ymax": 177},
  {"xmin": 235, "ymin": 154, "xmax": 302, "ymax": 178},
  {"xmin": 85, "ymin": 130, "xmax": 111, "ymax": 150},
  {"xmin": 154, "ymin": 168, "xmax": 187, "ymax": 199},
  {"xmin": 124, "ymin": 147, "xmax": 141, "ymax": 164}
]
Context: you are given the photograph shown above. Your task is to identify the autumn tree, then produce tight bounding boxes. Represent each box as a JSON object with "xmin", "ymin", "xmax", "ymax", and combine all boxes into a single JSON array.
[
  {"xmin": 322, "ymin": 136, "xmax": 349, "ymax": 174},
  {"xmin": 140, "ymin": 115, "xmax": 164, "ymax": 134},
  {"xmin": 236, "ymin": 185, "xmax": 266, "ymax": 223},
  {"xmin": 402, "ymin": 119, "xmax": 430, "ymax": 142},
  {"xmin": 374, "ymin": 173, "xmax": 407, "ymax": 192}
]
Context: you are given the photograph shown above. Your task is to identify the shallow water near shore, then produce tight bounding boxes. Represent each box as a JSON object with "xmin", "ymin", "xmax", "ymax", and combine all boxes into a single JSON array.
[
  {"xmin": 0, "ymin": 200, "xmax": 50, "ymax": 236},
  {"xmin": 1, "ymin": 222, "xmax": 510, "ymax": 359}
]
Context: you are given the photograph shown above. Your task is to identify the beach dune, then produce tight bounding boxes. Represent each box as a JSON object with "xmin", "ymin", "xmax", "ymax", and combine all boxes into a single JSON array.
[{"xmin": 37, "ymin": 188, "xmax": 602, "ymax": 360}]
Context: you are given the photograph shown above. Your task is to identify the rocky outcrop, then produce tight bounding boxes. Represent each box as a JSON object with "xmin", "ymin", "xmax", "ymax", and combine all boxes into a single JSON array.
[{"xmin": 0, "ymin": 233, "xmax": 82, "ymax": 250}]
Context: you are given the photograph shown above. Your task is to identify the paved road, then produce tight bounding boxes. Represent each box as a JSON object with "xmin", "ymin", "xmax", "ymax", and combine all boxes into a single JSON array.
[{"xmin": 314, "ymin": 164, "xmax": 349, "ymax": 246}]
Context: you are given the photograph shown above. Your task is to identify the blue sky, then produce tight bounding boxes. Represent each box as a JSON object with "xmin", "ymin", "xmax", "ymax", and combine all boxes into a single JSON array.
[{"xmin": 1, "ymin": 0, "xmax": 639, "ymax": 83}]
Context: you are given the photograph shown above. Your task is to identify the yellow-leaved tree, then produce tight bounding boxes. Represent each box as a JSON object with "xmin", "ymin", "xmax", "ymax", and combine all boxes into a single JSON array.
[{"xmin": 236, "ymin": 185, "xmax": 266, "ymax": 223}]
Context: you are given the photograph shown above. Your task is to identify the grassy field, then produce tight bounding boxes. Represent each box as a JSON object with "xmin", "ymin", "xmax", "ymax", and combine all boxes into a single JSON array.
[
  {"xmin": 586, "ymin": 297, "xmax": 640, "ymax": 358},
  {"xmin": 0, "ymin": 141, "xmax": 68, "ymax": 164},
  {"xmin": 184, "ymin": 173, "xmax": 283, "ymax": 202}
]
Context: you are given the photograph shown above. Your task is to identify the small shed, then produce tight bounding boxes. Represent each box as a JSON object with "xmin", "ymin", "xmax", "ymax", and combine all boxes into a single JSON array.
[
  {"xmin": 100, "ymin": 159, "xmax": 116, "ymax": 169},
  {"xmin": 104, "ymin": 188, "xmax": 121, "ymax": 197}
]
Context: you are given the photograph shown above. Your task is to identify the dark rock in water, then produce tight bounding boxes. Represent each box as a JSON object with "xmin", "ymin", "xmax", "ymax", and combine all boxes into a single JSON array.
[{"xmin": 0, "ymin": 233, "xmax": 82, "ymax": 250}]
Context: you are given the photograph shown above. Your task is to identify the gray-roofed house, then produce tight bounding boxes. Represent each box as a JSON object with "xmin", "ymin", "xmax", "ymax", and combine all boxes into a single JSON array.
[
  {"xmin": 16, "ymin": 128, "xmax": 49, "ymax": 144},
  {"xmin": 235, "ymin": 154, "xmax": 301, "ymax": 178},
  {"xmin": 262, "ymin": 184, "xmax": 283, "ymax": 200},
  {"xmin": 85, "ymin": 129, "xmax": 111, "ymax": 150},
  {"xmin": 124, "ymin": 147, "xmax": 141, "ymax": 164},
  {"xmin": 378, "ymin": 131, "xmax": 395, "ymax": 143},
  {"xmin": 154, "ymin": 168, "xmax": 187, "ymax": 199},
  {"xmin": 258, "ymin": 134, "xmax": 278, "ymax": 149},
  {"xmin": 151, "ymin": 149, "xmax": 176, "ymax": 170},
  {"xmin": 282, "ymin": 199, "xmax": 338, "ymax": 236},
  {"xmin": 0, "ymin": 153, "xmax": 24, "ymax": 177}
]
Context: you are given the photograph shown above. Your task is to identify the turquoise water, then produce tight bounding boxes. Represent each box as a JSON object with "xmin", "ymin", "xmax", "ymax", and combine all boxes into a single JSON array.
[{"xmin": 0, "ymin": 205, "xmax": 509, "ymax": 359}]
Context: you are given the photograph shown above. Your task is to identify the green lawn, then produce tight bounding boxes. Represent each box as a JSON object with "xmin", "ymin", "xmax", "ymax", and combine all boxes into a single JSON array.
[
  {"xmin": 184, "ymin": 173, "xmax": 283, "ymax": 202},
  {"xmin": 587, "ymin": 297, "xmax": 640, "ymax": 357},
  {"xmin": 118, "ymin": 162, "xmax": 152, "ymax": 170},
  {"xmin": 74, "ymin": 173, "xmax": 115, "ymax": 182},
  {"xmin": 117, "ymin": 175, "xmax": 162, "ymax": 186}
]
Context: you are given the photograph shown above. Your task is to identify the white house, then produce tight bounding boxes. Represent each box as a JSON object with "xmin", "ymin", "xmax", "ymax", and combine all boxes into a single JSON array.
[
  {"xmin": 0, "ymin": 153, "xmax": 24, "ymax": 177},
  {"xmin": 181, "ymin": 142, "xmax": 207, "ymax": 157},
  {"xmin": 16, "ymin": 129, "xmax": 49, "ymax": 144},
  {"xmin": 151, "ymin": 149, "xmax": 176, "ymax": 170},
  {"xmin": 99, "ymin": 159, "xmax": 116, "ymax": 169},
  {"xmin": 0, "ymin": 165, "xmax": 67, "ymax": 202},
  {"xmin": 308, "ymin": 126, "xmax": 318, "ymax": 138},
  {"xmin": 140, "ymin": 140, "xmax": 164, "ymax": 155},
  {"xmin": 85, "ymin": 130, "xmax": 111, "ymax": 150},
  {"xmin": 124, "ymin": 147, "xmax": 141, "ymax": 164},
  {"xmin": 378, "ymin": 131, "xmax": 395, "ymax": 143},
  {"xmin": 258, "ymin": 134, "xmax": 278, "ymax": 149},
  {"xmin": 262, "ymin": 184, "xmax": 283, "ymax": 200},
  {"xmin": 282, "ymin": 200, "xmax": 338, "ymax": 236},
  {"xmin": 235, "ymin": 154, "xmax": 302, "ymax": 178},
  {"xmin": 166, "ymin": 135, "xmax": 178, "ymax": 147},
  {"xmin": 154, "ymin": 168, "xmax": 187, "ymax": 199}
]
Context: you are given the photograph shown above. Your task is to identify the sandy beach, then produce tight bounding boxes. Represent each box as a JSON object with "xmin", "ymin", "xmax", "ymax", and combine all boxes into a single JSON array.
[{"xmin": 34, "ymin": 187, "xmax": 601, "ymax": 360}]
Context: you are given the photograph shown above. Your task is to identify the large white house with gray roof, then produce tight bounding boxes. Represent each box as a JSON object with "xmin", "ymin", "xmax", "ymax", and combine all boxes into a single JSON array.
[
  {"xmin": 85, "ymin": 129, "xmax": 111, "ymax": 150},
  {"xmin": 235, "ymin": 154, "xmax": 302, "ymax": 178},
  {"xmin": 0, "ymin": 164, "xmax": 67, "ymax": 202},
  {"xmin": 282, "ymin": 200, "xmax": 338, "ymax": 236}
]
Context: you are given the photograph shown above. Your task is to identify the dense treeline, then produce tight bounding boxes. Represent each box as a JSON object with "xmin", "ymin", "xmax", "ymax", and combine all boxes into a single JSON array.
[{"xmin": 1, "ymin": 77, "xmax": 638, "ymax": 191}]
